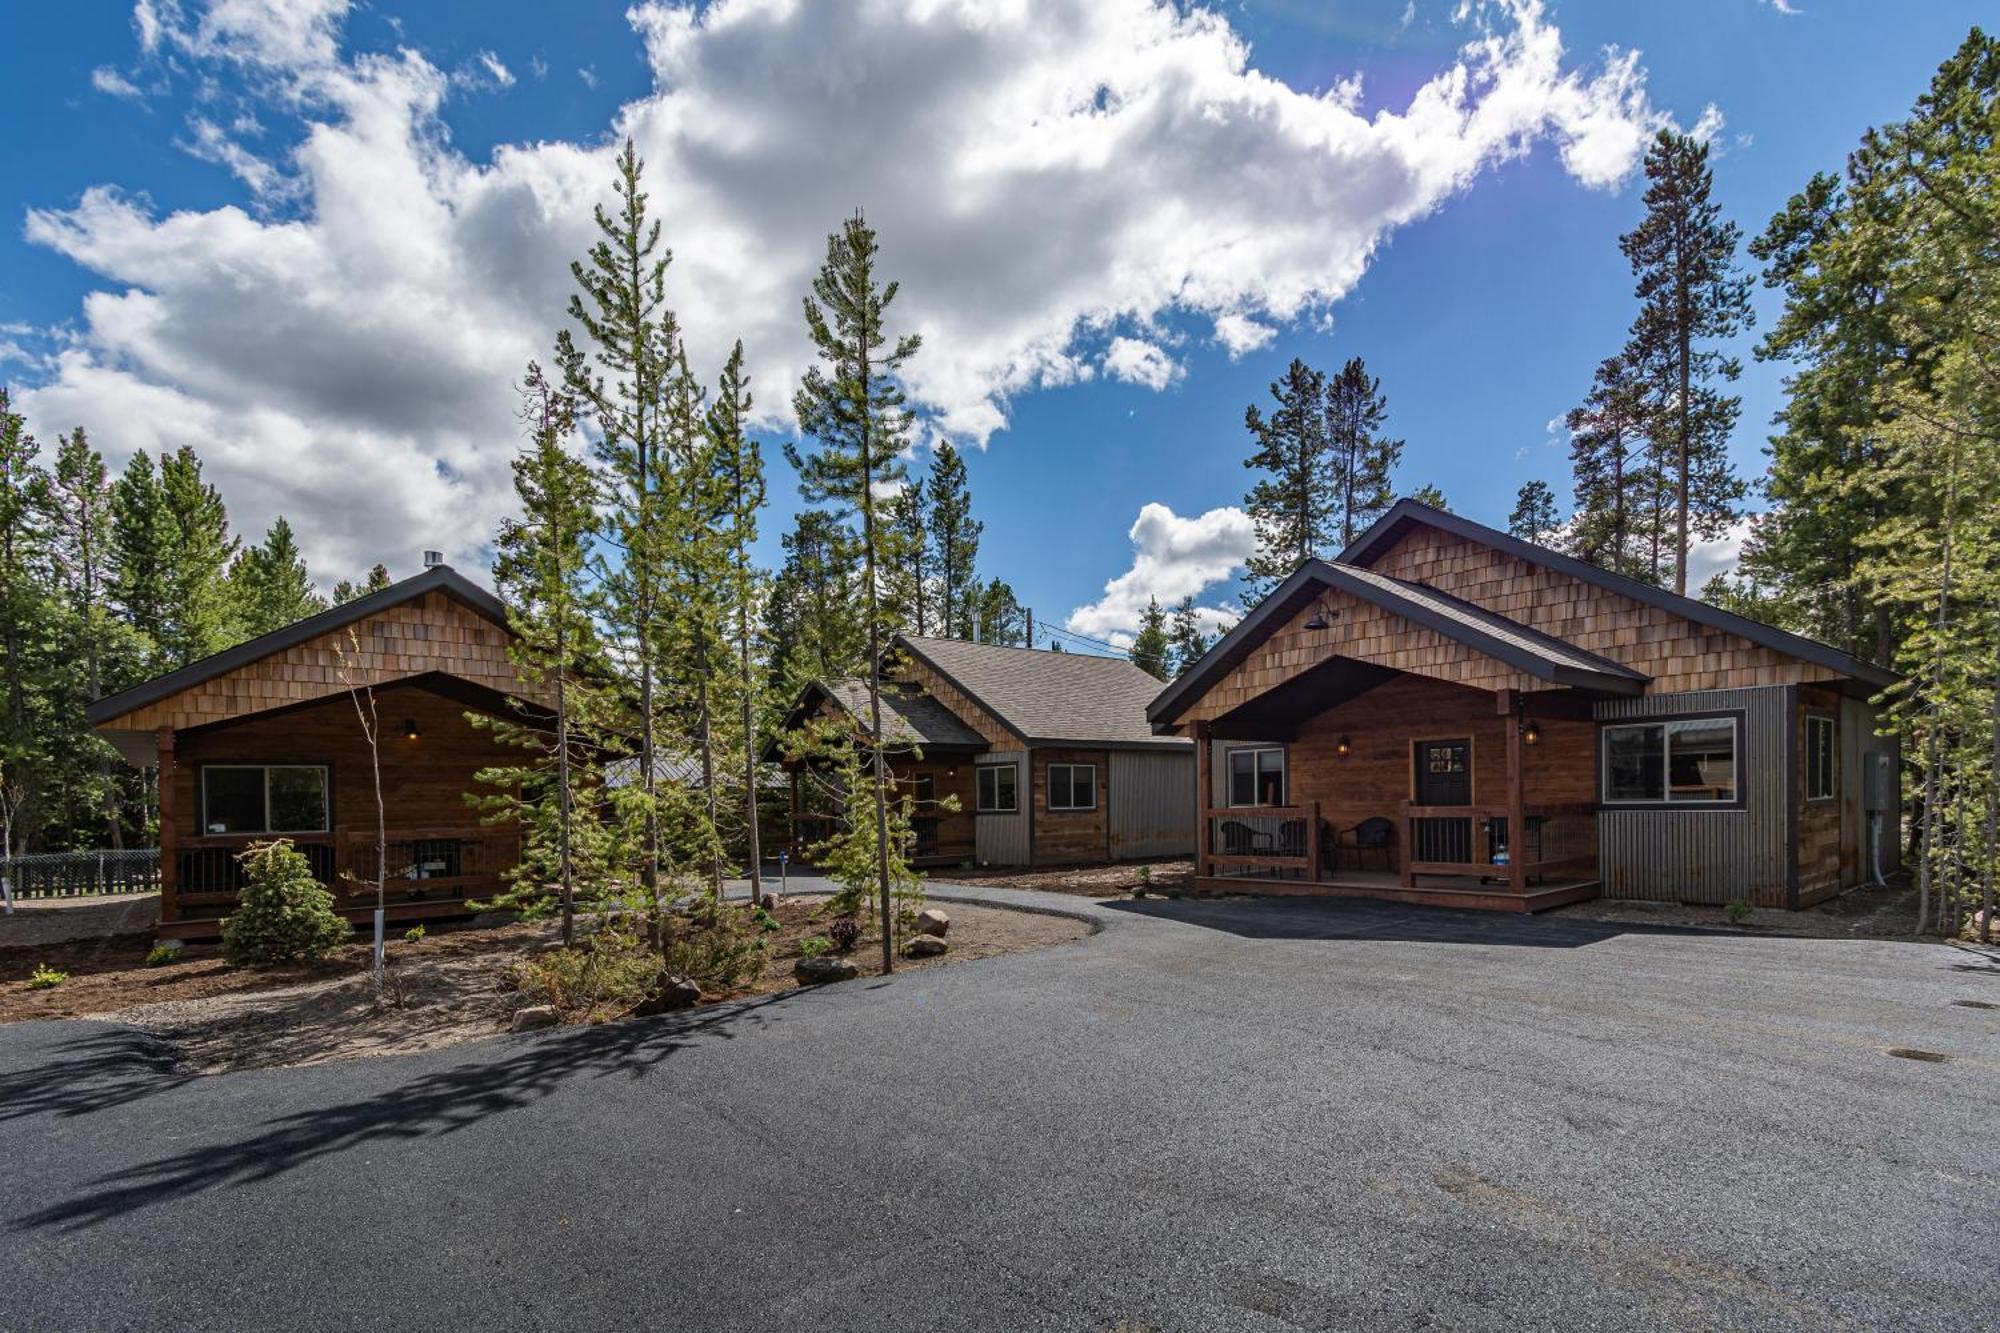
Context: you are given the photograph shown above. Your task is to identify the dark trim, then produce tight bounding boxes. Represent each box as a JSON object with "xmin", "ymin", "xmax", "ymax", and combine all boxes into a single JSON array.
[
  {"xmin": 890, "ymin": 636, "xmax": 1032, "ymax": 747},
  {"xmin": 1023, "ymin": 735, "xmax": 1191, "ymax": 752},
  {"xmin": 973, "ymin": 758, "xmax": 1021, "ymax": 815},
  {"xmin": 1044, "ymin": 761, "xmax": 1099, "ymax": 813},
  {"xmin": 1593, "ymin": 709, "xmax": 1751, "ymax": 813},
  {"xmin": 1784, "ymin": 685, "xmax": 1801, "ymax": 908},
  {"xmin": 88, "ymin": 565, "xmax": 510, "ymax": 726},
  {"xmin": 1803, "ymin": 710, "xmax": 1838, "ymax": 804},
  {"xmin": 1340, "ymin": 500, "xmax": 1899, "ymax": 690},
  {"xmin": 196, "ymin": 760, "xmax": 334, "ymax": 838},
  {"xmin": 1221, "ymin": 743, "xmax": 1289, "ymax": 809}
]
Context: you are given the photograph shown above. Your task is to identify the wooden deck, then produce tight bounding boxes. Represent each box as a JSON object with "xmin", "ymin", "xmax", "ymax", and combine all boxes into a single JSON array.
[{"xmin": 1194, "ymin": 869, "xmax": 1600, "ymax": 914}]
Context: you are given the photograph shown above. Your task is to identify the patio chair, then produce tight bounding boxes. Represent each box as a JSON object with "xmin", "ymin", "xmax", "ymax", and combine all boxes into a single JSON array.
[
  {"xmin": 1218, "ymin": 820, "xmax": 1260, "ymax": 857},
  {"xmin": 1334, "ymin": 816, "xmax": 1395, "ymax": 873}
]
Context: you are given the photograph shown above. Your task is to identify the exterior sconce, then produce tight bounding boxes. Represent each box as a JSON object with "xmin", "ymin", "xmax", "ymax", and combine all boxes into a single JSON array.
[
  {"xmin": 1336, "ymin": 735, "xmax": 1352, "ymax": 757},
  {"xmin": 1523, "ymin": 720, "xmax": 1541, "ymax": 746},
  {"xmin": 1302, "ymin": 597, "xmax": 1339, "ymax": 632},
  {"xmin": 403, "ymin": 718, "xmax": 421, "ymax": 741}
]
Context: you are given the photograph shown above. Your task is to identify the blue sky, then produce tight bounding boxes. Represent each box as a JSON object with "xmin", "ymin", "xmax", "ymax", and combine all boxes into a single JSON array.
[{"xmin": 1, "ymin": 1, "xmax": 1987, "ymax": 650}]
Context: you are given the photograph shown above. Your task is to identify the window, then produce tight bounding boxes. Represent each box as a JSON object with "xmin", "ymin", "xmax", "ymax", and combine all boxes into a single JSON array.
[
  {"xmin": 911, "ymin": 774, "xmax": 937, "ymax": 808},
  {"xmin": 976, "ymin": 764, "xmax": 1018, "ymax": 814},
  {"xmin": 202, "ymin": 765, "xmax": 329, "ymax": 834},
  {"xmin": 1046, "ymin": 763, "xmax": 1097, "ymax": 812},
  {"xmin": 1806, "ymin": 714, "xmax": 1836, "ymax": 802},
  {"xmin": 1228, "ymin": 747, "xmax": 1287, "ymax": 807},
  {"xmin": 1601, "ymin": 718, "xmax": 1738, "ymax": 805}
]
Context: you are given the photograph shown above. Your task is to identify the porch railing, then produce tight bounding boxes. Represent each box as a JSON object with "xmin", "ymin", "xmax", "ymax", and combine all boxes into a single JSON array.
[
  {"xmin": 1203, "ymin": 803, "xmax": 1322, "ymax": 881},
  {"xmin": 177, "ymin": 827, "xmax": 520, "ymax": 905},
  {"xmin": 1199, "ymin": 802, "xmax": 1597, "ymax": 892}
]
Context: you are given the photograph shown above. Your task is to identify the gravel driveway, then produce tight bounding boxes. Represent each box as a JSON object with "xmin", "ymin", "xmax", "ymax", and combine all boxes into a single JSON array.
[{"xmin": 2, "ymin": 883, "xmax": 1995, "ymax": 1331}]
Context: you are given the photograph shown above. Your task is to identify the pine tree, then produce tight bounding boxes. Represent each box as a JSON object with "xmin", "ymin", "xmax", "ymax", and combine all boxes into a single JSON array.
[
  {"xmin": 766, "ymin": 508, "xmax": 862, "ymax": 690},
  {"xmin": 972, "ymin": 577, "xmax": 1025, "ymax": 646},
  {"xmin": 1241, "ymin": 358, "xmax": 1331, "ymax": 595},
  {"xmin": 331, "ymin": 564, "xmax": 392, "ymax": 604},
  {"xmin": 1404, "ymin": 483, "xmax": 1450, "ymax": 511},
  {"xmin": 0, "ymin": 394, "xmax": 49, "ymax": 848},
  {"xmin": 1620, "ymin": 129, "xmax": 1753, "ymax": 594},
  {"xmin": 926, "ymin": 441, "xmax": 980, "ymax": 636},
  {"xmin": 1326, "ymin": 357, "xmax": 1403, "ymax": 549},
  {"xmin": 155, "ymin": 446, "xmax": 238, "ymax": 666},
  {"xmin": 1129, "ymin": 597, "xmax": 1171, "ymax": 680},
  {"xmin": 1168, "ymin": 594, "xmax": 1208, "ymax": 676},
  {"xmin": 705, "ymin": 340, "xmax": 770, "ymax": 906},
  {"xmin": 885, "ymin": 482, "xmax": 929, "ymax": 636},
  {"xmin": 1508, "ymin": 480, "xmax": 1559, "ymax": 543},
  {"xmin": 787, "ymin": 210, "xmax": 920, "ymax": 975},
  {"xmin": 230, "ymin": 516, "xmax": 325, "ymax": 637},
  {"xmin": 110, "ymin": 450, "xmax": 171, "ymax": 663},
  {"xmin": 1565, "ymin": 353, "xmax": 1656, "ymax": 579}
]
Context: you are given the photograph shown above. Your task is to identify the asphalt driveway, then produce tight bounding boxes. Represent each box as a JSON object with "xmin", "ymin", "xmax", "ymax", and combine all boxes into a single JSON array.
[{"xmin": 2, "ymin": 885, "xmax": 1996, "ymax": 1331}]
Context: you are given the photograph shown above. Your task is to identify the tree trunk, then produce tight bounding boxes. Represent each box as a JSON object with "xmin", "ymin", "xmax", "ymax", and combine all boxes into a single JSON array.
[
  {"xmin": 739, "ymin": 587, "xmax": 764, "ymax": 909},
  {"xmin": 860, "ymin": 333, "xmax": 895, "ymax": 975}
]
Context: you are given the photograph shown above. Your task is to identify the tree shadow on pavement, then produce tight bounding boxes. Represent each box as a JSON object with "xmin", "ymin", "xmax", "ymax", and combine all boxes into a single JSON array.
[
  {"xmin": 12, "ymin": 989, "xmax": 806, "ymax": 1233},
  {"xmin": 1109, "ymin": 894, "xmax": 1732, "ymax": 948},
  {"xmin": 0, "ymin": 1026, "xmax": 194, "ymax": 1124}
]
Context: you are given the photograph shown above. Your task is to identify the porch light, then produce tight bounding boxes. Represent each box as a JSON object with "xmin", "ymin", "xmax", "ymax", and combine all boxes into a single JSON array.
[
  {"xmin": 1523, "ymin": 720, "xmax": 1541, "ymax": 746},
  {"xmin": 1336, "ymin": 735, "xmax": 1351, "ymax": 757},
  {"xmin": 1302, "ymin": 597, "xmax": 1338, "ymax": 632},
  {"xmin": 403, "ymin": 718, "xmax": 421, "ymax": 741}
]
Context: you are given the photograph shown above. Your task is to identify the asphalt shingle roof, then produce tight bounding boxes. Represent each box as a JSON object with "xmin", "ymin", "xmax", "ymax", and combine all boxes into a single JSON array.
[
  {"xmin": 822, "ymin": 676, "xmax": 989, "ymax": 751},
  {"xmin": 899, "ymin": 635, "xmax": 1189, "ymax": 748}
]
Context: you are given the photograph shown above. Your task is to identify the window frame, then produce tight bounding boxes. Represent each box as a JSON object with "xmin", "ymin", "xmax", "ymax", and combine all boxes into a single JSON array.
[
  {"xmin": 1805, "ymin": 713, "xmax": 1837, "ymax": 803},
  {"xmin": 1045, "ymin": 762, "xmax": 1098, "ymax": 813},
  {"xmin": 198, "ymin": 763, "xmax": 332, "ymax": 835},
  {"xmin": 1226, "ymin": 745, "xmax": 1288, "ymax": 808},
  {"xmin": 975, "ymin": 762, "xmax": 1019, "ymax": 815},
  {"xmin": 1596, "ymin": 713, "xmax": 1745, "ymax": 810}
]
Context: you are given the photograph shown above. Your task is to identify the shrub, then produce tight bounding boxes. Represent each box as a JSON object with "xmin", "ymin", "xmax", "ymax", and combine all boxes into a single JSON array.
[
  {"xmin": 27, "ymin": 964, "xmax": 67, "ymax": 990},
  {"xmin": 221, "ymin": 839, "xmax": 352, "ymax": 967},
  {"xmin": 799, "ymin": 934, "xmax": 833, "ymax": 959},
  {"xmin": 827, "ymin": 914, "xmax": 862, "ymax": 954},
  {"xmin": 144, "ymin": 944, "xmax": 181, "ymax": 967},
  {"xmin": 1725, "ymin": 898, "xmax": 1754, "ymax": 925},
  {"xmin": 403, "ymin": 924, "xmax": 427, "ymax": 944},
  {"xmin": 518, "ymin": 928, "xmax": 657, "ymax": 1020},
  {"xmin": 753, "ymin": 907, "xmax": 781, "ymax": 934},
  {"xmin": 661, "ymin": 900, "xmax": 767, "ymax": 993}
]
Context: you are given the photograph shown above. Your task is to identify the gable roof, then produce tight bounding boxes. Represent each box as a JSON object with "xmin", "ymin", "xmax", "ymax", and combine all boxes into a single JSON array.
[
  {"xmin": 1341, "ymin": 500, "xmax": 1898, "ymax": 689},
  {"xmin": 85, "ymin": 564, "xmax": 510, "ymax": 728},
  {"xmin": 780, "ymin": 676, "xmax": 992, "ymax": 754},
  {"xmin": 898, "ymin": 634, "xmax": 1189, "ymax": 749}
]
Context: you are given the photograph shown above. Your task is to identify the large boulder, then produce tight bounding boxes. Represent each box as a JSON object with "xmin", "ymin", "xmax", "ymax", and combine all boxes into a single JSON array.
[
  {"xmin": 634, "ymin": 973, "xmax": 701, "ymax": 1015},
  {"xmin": 509, "ymin": 1005, "xmax": 561, "ymax": 1032},
  {"xmin": 795, "ymin": 956, "xmax": 859, "ymax": 984},
  {"xmin": 903, "ymin": 933, "xmax": 949, "ymax": 958},
  {"xmin": 914, "ymin": 907, "xmax": 951, "ymax": 937}
]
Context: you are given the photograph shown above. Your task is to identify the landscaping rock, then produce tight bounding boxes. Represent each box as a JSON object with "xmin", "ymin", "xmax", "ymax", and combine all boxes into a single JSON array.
[
  {"xmin": 795, "ymin": 956, "xmax": 859, "ymax": 984},
  {"xmin": 509, "ymin": 1004, "xmax": 560, "ymax": 1032},
  {"xmin": 914, "ymin": 907, "xmax": 951, "ymax": 936},
  {"xmin": 903, "ymin": 933, "xmax": 949, "ymax": 958},
  {"xmin": 634, "ymin": 973, "xmax": 701, "ymax": 1015},
  {"xmin": 470, "ymin": 911, "xmax": 518, "ymax": 930}
]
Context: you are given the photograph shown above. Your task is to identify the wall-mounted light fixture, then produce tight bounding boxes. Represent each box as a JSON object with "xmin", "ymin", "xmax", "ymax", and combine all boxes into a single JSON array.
[
  {"xmin": 403, "ymin": 718, "xmax": 421, "ymax": 741},
  {"xmin": 1302, "ymin": 596, "xmax": 1340, "ymax": 632},
  {"xmin": 1336, "ymin": 735, "xmax": 1352, "ymax": 757},
  {"xmin": 1523, "ymin": 720, "xmax": 1541, "ymax": 746}
]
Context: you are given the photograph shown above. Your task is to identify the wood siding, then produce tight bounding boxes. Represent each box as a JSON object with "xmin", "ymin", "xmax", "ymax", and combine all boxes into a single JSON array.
[
  {"xmin": 893, "ymin": 653, "xmax": 1020, "ymax": 747},
  {"xmin": 1031, "ymin": 747, "xmax": 1109, "ymax": 864},
  {"xmin": 1797, "ymin": 683, "xmax": 1843, "ymax": 905},
  {"xmin": 101, "ymin": 592, "xmax": 524, "ymax": 732},
  {"xmin": 898, "ymin": 759, "xmax": 975, "ymax": 864}
]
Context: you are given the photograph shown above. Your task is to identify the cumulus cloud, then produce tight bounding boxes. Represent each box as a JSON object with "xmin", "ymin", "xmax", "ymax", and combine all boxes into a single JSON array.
[
  {"xmin": 20, "ymin": 0, "xmax": 1676, "ymax": 576},
  {"xmin": 1067, "ymin": 503, "xmax": 1254, "ymax": 640},
  {"xmin": 1685, "ymin": 517, "xmax": 1753, "ymax": 590},
  {"xmin": 91, "ymin": 66, "xmax": 146, "ymax": 99}
]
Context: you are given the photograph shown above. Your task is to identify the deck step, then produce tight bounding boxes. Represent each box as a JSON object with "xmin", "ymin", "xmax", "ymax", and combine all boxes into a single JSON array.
[{"xmin": 1196, "ymin": 876, "xmax": 1600, "ymax": 914}]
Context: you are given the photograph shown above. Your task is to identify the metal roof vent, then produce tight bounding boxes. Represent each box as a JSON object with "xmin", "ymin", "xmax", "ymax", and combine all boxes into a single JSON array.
[{"xmin": 422, "ymin": 550, "xmax": 444, "ymax": 569}]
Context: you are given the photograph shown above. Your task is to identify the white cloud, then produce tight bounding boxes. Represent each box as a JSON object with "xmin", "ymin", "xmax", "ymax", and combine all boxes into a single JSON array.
[
  {"xmin": 576, "ymin": 64, "xmax": 598, "ymax": 88},
  {"xmin": 1685, "ymin": 517, "xmax": 1752, "ymax": 590},
  {"xmin": 1067, "ymin": 502, "xmax": 1254, "ymax": 639},
  {"xmin": 178, "ymin": 115, "xmax": 288, "ymax": 196},
  {"xmin": 454, "ymin": 50, "xmax": 514, "ymax": 91},
  {"xmin": 91, "ymin": 66, "xmax": 145, "ymax": 99},
  {"xmin": 19, "ymin": 0, "xmax": 1677, "ymax": 576},
  {"xmin": 1763, "ymin": 0, "xmax": 1801, "ymax": 15},
  {"xmin": 1102, "ymin": 337, "xmax": 1182, "ymax": 390}
]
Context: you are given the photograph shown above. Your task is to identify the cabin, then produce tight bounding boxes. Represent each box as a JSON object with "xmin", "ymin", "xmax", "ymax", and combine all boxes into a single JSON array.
[
  {"xmin": 770, "ymin": 634, "xmax": 1194, "ymax": 868},
  {"xmin": 86, "ymin": 564, "xmax": 536, "ymax": 940},
  {"xmin": 1146, "ymin": 500, "xmax": 1901, "ymax": 912}
]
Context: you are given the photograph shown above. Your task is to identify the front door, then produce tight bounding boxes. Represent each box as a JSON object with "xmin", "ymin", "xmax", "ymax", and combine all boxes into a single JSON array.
[{"xmin": 1414, "ymin": 738, "xmax": 1471, "ymax": 806}]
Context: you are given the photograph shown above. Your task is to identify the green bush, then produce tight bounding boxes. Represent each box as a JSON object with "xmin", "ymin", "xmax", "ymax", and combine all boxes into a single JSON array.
[
  {"xmin": 220, "ymin": 839, "xmax": 352, "ymax": 967},
  {"xmin": 144, "ymin": 944, "xmax": 181, "ymax": 967},
  {"xmin": 799, "ymin": 934, "xmax": 832, "ymax": 959},
  {"xmin": 27, "ymin": 963, "xmax": 67, "ymax": 989},
  {"xmin": 518, "ymin": 929, "xmax": 657, "ymax": 1020},
  {"xmin": 1725, "ymin": 898, "xmax": 1755, "ymax": 925},
  {"xmin": 403, "ymin": 924, "xmax": 427, "ymax": 944}
]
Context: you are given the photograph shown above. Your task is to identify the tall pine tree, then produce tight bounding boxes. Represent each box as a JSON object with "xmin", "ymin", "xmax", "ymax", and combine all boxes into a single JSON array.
[
  {"xmin": 1565, "ymin": 353, "xmax": 1657, "ymax": 580},
  {"xmin": 1241, "ymin": 358, "xmax": 1331, "ymax": 596},
  {"xmin": 229, "ymin": 516, "xmax": 325, "ymax": 637},
  {"xmin": 925, "ymin": 441, "xmax": 980, "ymax": 636},
  {"xmin": 1326, "ymin": 357, "xmax": 1402, "ymax": 549},
  {"xmin": 1128, "ymin": 597, "xmax": 1171, "ymax": 680}
]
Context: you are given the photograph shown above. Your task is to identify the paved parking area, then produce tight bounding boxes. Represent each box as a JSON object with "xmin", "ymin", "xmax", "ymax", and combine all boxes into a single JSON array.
[{"xmin": 2, "ymin": 885, "xmax": 1995, "ymax": 1331}]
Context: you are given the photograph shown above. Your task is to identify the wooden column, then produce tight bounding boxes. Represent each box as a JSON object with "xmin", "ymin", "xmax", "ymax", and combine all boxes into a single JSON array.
[
  {"xmin": 1501, "ymin": 690, "xmax": 1526, "ymax": 894},
  {"xmin": 155, "ymin": 726, "xmax": 178, "ymax": 924},
  {"xmin": 1306, "ymin": 799, "xmax": 1322, "ymax": 883},
  {"xmin": 1193, "ymin": 721, "xmax": 1212, "ymax": 880},
  {"xmin": 788, "ymin": 766, "xmax": 800, "ymax": 858}
]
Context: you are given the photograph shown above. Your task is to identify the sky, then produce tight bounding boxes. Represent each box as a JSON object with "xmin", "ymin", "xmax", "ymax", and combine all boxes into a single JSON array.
[{"xmin": 1, "ymin": 0, "xmax": 1989, "ymax": 653}]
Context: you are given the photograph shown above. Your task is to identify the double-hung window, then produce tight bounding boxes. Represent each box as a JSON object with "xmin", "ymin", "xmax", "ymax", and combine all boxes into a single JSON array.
[
  {"xmin": 202, "ymin": 765, "xmax": 330, "ymax": 834},
  {"xmin": 1806, "ymin": 714, "xmax": 1836, "ymax": 802},
  {"xmin": 1046, "ymin": 763, "xmax": 1097, "ymax": 812},
  {"xmin": 1601, "ymin": 717, "xmax": 1739, "ymax": 805},
  {"xmin": 976, "ymin": 764, "xmax": 1018, "ymax": 814},
  {"xmin": 1228, "ymin": 747, "xmax": 1287, "ymax": 807}
]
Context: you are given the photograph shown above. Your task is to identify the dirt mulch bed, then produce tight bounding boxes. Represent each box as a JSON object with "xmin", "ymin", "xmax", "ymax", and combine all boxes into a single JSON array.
[
  {"xmin": 0, "ymin": 896, "xmax": 1087, "ymax": 1074},
  {"xmin": 928, "ymin": 858, "xmax": 1190, "ymax": 898},
  {"xmin": 1551, "ymin": 879, "xmax": 1943, "ymax": 939}
]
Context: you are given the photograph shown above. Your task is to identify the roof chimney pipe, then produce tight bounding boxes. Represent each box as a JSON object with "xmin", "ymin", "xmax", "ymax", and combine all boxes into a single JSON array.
[{"xmin": 423, "ymin": 550, "xmax": 444, "ymax": 569}]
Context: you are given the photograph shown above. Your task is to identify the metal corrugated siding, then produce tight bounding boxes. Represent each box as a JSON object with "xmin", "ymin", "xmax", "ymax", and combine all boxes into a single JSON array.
[
  {"xmin": 974, "ymin": 751, "xmax": 1030, "ymax": 866},
  {"xmin": 1595, "ymin": 686, "xmax": 1791, "ymax": 905},
  {"xmin": 1108, "ymin": 750, "xmax": 1196, "ymax": 859}
]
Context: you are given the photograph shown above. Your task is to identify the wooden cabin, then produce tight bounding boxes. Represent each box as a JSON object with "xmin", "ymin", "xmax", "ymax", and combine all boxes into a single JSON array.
[
  {"xmin": 87, "ymin": 565, "xmax": 536, "ymax": 940},
  {"xmin": 1146, "ymin": 501, "xmax": 1901, "ymax": 912},
  {"xmin": 770, "ymin": 634, "xmax": 1194, "ymax": 868}
]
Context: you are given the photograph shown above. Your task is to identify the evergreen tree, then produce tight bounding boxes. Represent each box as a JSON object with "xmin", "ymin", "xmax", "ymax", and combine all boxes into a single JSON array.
[
  {"xmin": 885, "ymin": 482, "xmax": 929, "ymax": 636},
  {"xmin": 1241, "ymin": 358, "xmax": 1331, "ymax": 596},
  {"xmin": 705, "ymin": 340, "xmax": 770, "ymax": 905},
  {"xmin": 1168, "ymin": 594, "xmax": 1208, "ymax": 676},
  {"xmin": 972, "ymin": 577, "xmax": 1025, "ymax": 646},
  {"xmin": 1129, "ymin": 597, "xmax": 1171, "ymax": 680},
  {"xmin": 156, "ymin": 445, "xmax": 238, "ymax": 666},
  {"xmin": 766, "ymin": 508, "xmax": 863, "ymax": 690},
  {"xmin": 1620, "ymin": 129, "xmax": 1753, "ymax": 594},
  {"xmin": 0, "ymin": 393, "xmax": 49, "ymax": 847},
  {"xmin": 925, "ymin": 441, "xmax": 981, "ymax": 636},
  {"xmin": 1404, "ymin": 483, "xmax": 1450, "ymax": 512},
  {"xmin": 787, "ymin": 210, "xmax": 920, "ymax": 975},
  {"xmin": 1565, "ymin": 353, "xmax": 1657, "ymax": 579},
  {"xmin": 229, "ymin": 516, "xmax": 325, "ymax": 637},
  {"xmin": 109, "ymin": 450, "xmax": 171, "ymax": 662},
  {"xmin": 1325, "ymin": 357, "xmax": 1402, "ymax": 548},
  {"xmin": 332, "ymin": 564, "xmax": 392, "ymax": 604},
  {"xmin": 1508, "ymin": 480, "xmax": 1560, "ymax": 543}
]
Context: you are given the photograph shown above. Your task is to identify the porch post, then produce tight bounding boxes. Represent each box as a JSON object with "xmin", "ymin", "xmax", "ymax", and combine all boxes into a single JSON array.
[
  {"xmin": 788, "ymin": 765, "xmax": 801, "ymax": 858},
  {"xmin": 1306, "ymin": 799, "xmax": 1321, "ymax": 883},
  {"xmin": 1193, "ymin": 721, "xmax": 1211, "ymax": 881},
  {"xmin": 155, "ymin": 726, "xmax": 178, "ymax": 924},
  {"xmin": 1502, "ymin": 690, "xmax": 1526, "ymax": 894}
]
